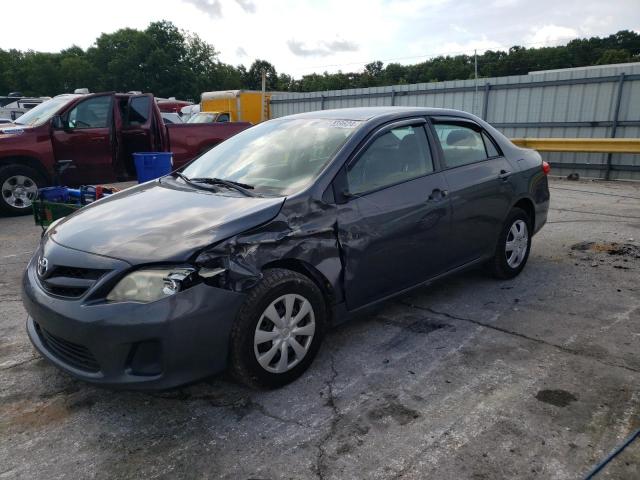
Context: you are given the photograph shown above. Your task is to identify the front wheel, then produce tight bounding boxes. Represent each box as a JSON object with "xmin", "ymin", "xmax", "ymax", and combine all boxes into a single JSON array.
[
  {"xmin": 487, "ymin": 207, "xmax": 532, "ymax": 279},
  {"xmin": 0, "ymin": 164, "xmax": 43, "ymax": 216},
  {"xmin": 229, "ymin": 268, "xmax": 326, "ymax": 388}
]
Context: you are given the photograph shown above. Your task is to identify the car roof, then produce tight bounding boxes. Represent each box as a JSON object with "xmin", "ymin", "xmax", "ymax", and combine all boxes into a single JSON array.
[{"xmin": 284, "ymin": 106, "xmax": 477, "ymax": 121}]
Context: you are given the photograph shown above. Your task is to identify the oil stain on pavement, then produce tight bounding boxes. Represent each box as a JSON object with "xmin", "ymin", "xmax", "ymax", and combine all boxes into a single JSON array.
[{"xmin": 535, "ymin": 389, "xmax": 578, "ymax": 407}]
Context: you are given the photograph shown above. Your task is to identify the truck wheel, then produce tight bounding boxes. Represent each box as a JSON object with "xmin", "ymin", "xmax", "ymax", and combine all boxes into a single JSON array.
[
  {"xmin": 0, "ymin": 164, "xmax": 44, "ymax": 216},
  {"xmin": 229, "ymin": 268, "xmax": 326, "ymax": 389}
]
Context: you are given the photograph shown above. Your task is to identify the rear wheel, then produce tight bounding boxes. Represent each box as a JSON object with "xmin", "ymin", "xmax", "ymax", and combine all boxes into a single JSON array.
[
  {"xmin": 0, "ymin": 164, "xmax": 43, "ymax": 216},
  {"xmin": 487, "ymin": 207, "xmax": 532, "ymax": 279},
  {"xmin": 229, "ymin": 268, "xmax": 326, "ymax": 388}
]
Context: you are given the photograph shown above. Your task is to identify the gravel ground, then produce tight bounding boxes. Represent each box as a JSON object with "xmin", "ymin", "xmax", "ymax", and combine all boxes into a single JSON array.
[{"xmin": 0, "ymin": 177, "xmax": 639, "ymax": 480}]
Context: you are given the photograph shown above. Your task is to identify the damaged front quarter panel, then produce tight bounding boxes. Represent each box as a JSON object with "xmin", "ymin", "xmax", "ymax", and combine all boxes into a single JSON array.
[{"xmin": 195, "ymin": 195, "xmax": 345, "ymax": 304}]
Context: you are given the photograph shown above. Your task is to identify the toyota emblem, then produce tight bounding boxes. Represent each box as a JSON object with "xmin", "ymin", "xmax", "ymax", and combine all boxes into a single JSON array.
[{"xmin": 37, "ymin": 257, "xmax": 49, "ymax": 277}]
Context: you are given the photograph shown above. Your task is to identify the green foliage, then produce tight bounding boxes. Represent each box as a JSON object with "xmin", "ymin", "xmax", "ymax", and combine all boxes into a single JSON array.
[
  {"xmin": 0, "ymin": 21, "xmax": 242, "ymax": 99},
  {"xmin": 290, "ymin": 30, "xmax": 640, "ymax": 92},
  {"xmin": 244, "ymin": 59, "xmax": 278, "ymax": 90},
  {"xmin": 0, "ymin": 24, "xmax": 638, "ymax": 98}
]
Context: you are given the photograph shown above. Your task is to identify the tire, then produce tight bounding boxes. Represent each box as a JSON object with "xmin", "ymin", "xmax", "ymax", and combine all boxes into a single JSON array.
[
  {"xmin": 229, "ymin": 268, "xmax": 326, "ymax": 389},
  {"xmin": 0, "ymin": 164, "xmax": 44, "ymax": 216},
  {"xmin": 487, "ymin": 207, "xmax": 532, "ymax": 279}
]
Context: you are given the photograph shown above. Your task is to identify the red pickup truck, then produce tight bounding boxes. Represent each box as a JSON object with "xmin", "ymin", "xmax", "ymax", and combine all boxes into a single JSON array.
[{"xmin": 0, "ymin": 92, "xmax": 251, "ymax": 215}]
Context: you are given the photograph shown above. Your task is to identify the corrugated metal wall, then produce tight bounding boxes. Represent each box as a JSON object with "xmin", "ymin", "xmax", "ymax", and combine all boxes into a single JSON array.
[{"xmin": 271, "ymin": 63, "xmax": 640, "ymax": 180}]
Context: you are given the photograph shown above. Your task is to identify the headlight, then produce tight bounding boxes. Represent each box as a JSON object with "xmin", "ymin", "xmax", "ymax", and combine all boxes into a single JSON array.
[{"xmin": 107, "ymin": 267, "xmax": 196, "ymax": 303}]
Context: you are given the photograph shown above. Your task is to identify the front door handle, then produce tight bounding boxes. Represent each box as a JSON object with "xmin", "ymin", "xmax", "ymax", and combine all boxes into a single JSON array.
[
  {"xmin": 428, "ymin": 188, "xmax": 449, "ymax": 202},
  {"xmin": 498, "ymin": 169, "xmax": 511, "ymax": 180}
]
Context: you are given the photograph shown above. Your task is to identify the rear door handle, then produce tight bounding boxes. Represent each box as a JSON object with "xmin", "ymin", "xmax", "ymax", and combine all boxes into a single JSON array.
[
  {"xmin": 498, "ymin": 169, "xmax": 511, "ymax": 180},
  {"xmin": 428, "ymin": 188, "xmax": 449, "ymax": 202}
]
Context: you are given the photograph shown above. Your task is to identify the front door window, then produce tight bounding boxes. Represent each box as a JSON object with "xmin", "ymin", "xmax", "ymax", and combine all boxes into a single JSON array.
[{"xmin": 67, "ymin": 96, "xmax": 111, "ymax": 129}]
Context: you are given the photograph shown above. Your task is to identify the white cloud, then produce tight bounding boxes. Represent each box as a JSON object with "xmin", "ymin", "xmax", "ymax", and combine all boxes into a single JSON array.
[
  {"xmin": 0, "ymin": 0, "xmax": 638, "ymax": 80},
  {"xmin": 438, "ymin": 38, "xmax": 509, "ymax": 55},
  {"xmin": 182, "ymin": 0, "xmax": 222, "ymax": 19},
  {"xmin": 490, "ymin": 0, "xmax": 521, "ymax": 7},
  {"xmin": 181, "ymin": 0, "xmax": 255, "ymax": 18},
  {"xmin": 235, "ymin": 0, "xmax": 256, "ymax": 13},
  {"xmin": 449, "ymin": 24, "xmax": 471, "ymax": 35},
  {"xmin": 580, "ymin": 15, "xmax": 614, "ymax": 35},
  {"xmin": 287, "ymin": 39, "xmax": 358, "ymax": 57},
  {"xmin": 527, "ymin": 25, "xmax": 580, "ymax": 47}
]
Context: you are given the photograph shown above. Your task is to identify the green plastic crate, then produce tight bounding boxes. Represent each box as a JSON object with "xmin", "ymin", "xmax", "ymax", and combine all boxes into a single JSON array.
[{"xmin": 33, "ymin": 199, "xmax": 81, "ymax": 229}]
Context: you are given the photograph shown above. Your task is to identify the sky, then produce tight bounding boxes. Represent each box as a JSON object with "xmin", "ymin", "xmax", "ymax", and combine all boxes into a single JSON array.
[{"xmin": 1, "ymin": 0, "xmax": 639, "ymax": 78}]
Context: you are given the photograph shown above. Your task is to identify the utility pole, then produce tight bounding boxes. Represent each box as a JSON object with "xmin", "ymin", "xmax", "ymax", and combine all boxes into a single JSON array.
[
  {"xmin": 261, "ymin": 68, "xmax": 266, "ymax": 122},
  {"xmin": 474, "ymin": 49, "xmax": 478, "ymax": 116}
]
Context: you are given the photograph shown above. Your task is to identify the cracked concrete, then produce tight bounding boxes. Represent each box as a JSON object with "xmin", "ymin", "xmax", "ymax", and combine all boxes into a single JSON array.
[
  {"xmin": 0, "ymin": 178, "xmax": 639, "ymax": 479},
  {"xmin": 400, "ymin": 301, "xmax": 640, "ymax": 374},
  {"xmin": 314, "ymin": 355, "xmax": 340, "ymax": 480}
]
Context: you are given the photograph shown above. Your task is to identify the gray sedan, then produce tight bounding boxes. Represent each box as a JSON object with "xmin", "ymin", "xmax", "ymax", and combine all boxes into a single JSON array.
[{"xmin": 22, "ymin": 107, "xmax": 550, "ymax": 389}]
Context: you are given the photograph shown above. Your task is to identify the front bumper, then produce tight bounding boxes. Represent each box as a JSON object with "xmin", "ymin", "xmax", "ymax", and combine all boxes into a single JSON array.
[{"xmin": 22, "ymin": 242, "xmax": 246, "ymax": 390}]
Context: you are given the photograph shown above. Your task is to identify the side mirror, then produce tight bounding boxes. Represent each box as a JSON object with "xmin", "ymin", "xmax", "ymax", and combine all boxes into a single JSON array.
[
  {"xmin": 51, "ymin": 115, "xmax": 65, "ymax": 130},
  {"xmin": 335, "ymin": 188, "xmax": 357, "ymax": 204}
]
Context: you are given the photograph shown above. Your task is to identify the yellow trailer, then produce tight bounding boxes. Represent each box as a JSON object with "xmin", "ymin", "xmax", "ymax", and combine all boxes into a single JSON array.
[{"xmin": 199, "ymin": 90, "xmax": 272, "ymax": 124}]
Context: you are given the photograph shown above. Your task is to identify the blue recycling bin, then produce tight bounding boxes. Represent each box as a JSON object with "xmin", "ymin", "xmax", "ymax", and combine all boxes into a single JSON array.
[{"xmin": 133, "ymin": 152, "xmax": 173, "ymax": 183}]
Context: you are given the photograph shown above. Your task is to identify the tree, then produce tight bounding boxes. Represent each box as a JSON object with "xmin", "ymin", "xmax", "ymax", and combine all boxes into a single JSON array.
[
  {"xmin": 86, "ymin": 27, "xmax": 152, "ymax": 93},
  {"xmin": 383, "ymin": 63, "xmax": 407, "ymax": 85},
  {"xmin": 1, "ymin": 26, "xmax": 638, "ymax": 98},
  {"xmin": 596, "ymin": 49, "xmax": 631, "ymax": 65},
  {"xmin": 245, "ymin": 59, "xmax": 278, "ymax": 90},
  {"xmin": 364, "ymin": 61, "xmax": 383, "ymax": 77},
  {"xmin": 276, "ymin": 73, "xmax": 294, "ymax": 91}
]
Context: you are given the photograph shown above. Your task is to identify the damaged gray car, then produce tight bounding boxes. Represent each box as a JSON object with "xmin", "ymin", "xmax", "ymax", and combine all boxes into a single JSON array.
[{"xmin": 22, "ymin": 107, "xmax": 550, "ymax": 389}]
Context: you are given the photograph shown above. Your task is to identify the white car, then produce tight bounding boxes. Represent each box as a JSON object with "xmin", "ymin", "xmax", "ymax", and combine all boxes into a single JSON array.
[
  {"xmin": 161, "ymin": 112, "xmax": 183, "ymax": 124},
  {"xmin": 180, "ymin": 104, "xmax": 200, "ymax": 122},
  {"xmin": 0, "ymin": 96, "xmax": 49, "ymax": 121}
]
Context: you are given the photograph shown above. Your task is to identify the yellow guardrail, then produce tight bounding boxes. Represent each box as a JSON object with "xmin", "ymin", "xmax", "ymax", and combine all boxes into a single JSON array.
[{"xmin": 510, "ymin": 138, "xmax": 640, "ymax": 154}]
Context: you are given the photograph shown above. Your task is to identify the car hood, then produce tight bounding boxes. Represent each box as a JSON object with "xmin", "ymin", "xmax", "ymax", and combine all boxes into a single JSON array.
[{"xmin": 50, "ymin": 180, "xmax": 285, "ymax": 264}]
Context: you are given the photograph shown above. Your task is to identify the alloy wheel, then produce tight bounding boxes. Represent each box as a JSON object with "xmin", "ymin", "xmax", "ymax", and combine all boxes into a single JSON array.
[{"xmin": 1, "ymin": 175, "xmax": 38, "ymax": 209}]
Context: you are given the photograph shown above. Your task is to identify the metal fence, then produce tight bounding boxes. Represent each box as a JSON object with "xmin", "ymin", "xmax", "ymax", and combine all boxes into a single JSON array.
[{"xmin": 271, "ymin": 63, "xmax": 640, "ymax": 180}]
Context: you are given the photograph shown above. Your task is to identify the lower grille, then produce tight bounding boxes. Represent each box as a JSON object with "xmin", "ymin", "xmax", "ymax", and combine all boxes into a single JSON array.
[
  {"xmin": 35, "ymin": 322, "xmax": 100, "ymax": 373},
  {"xmin": 42, "ymin": 285, "xmax": 87, "ymax": 297}
]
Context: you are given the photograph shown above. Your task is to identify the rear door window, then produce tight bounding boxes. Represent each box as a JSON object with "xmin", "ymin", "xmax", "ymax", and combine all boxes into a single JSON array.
[
  {"xmin": 127, "ymin": 96, "xmax": 151, "ymax": 126},
  {"xmin": 433, "ymin": 123, "xmax": 490, "ymax": 168}
]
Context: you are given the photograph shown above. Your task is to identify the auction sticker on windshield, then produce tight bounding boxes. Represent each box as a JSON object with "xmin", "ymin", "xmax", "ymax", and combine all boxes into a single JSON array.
[{"xmin": 329, "ymin": 120, "xmax": 361, "ymax": 129}]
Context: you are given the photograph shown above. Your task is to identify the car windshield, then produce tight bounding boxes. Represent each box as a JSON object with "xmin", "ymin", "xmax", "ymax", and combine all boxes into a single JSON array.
[
  {"xmin": 182, "ymin": 118, "xmax": 361, "ymax": 196},
  {"xmin": 13, "ymin": 96, "xmax": 75, "ymax": 126}
]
